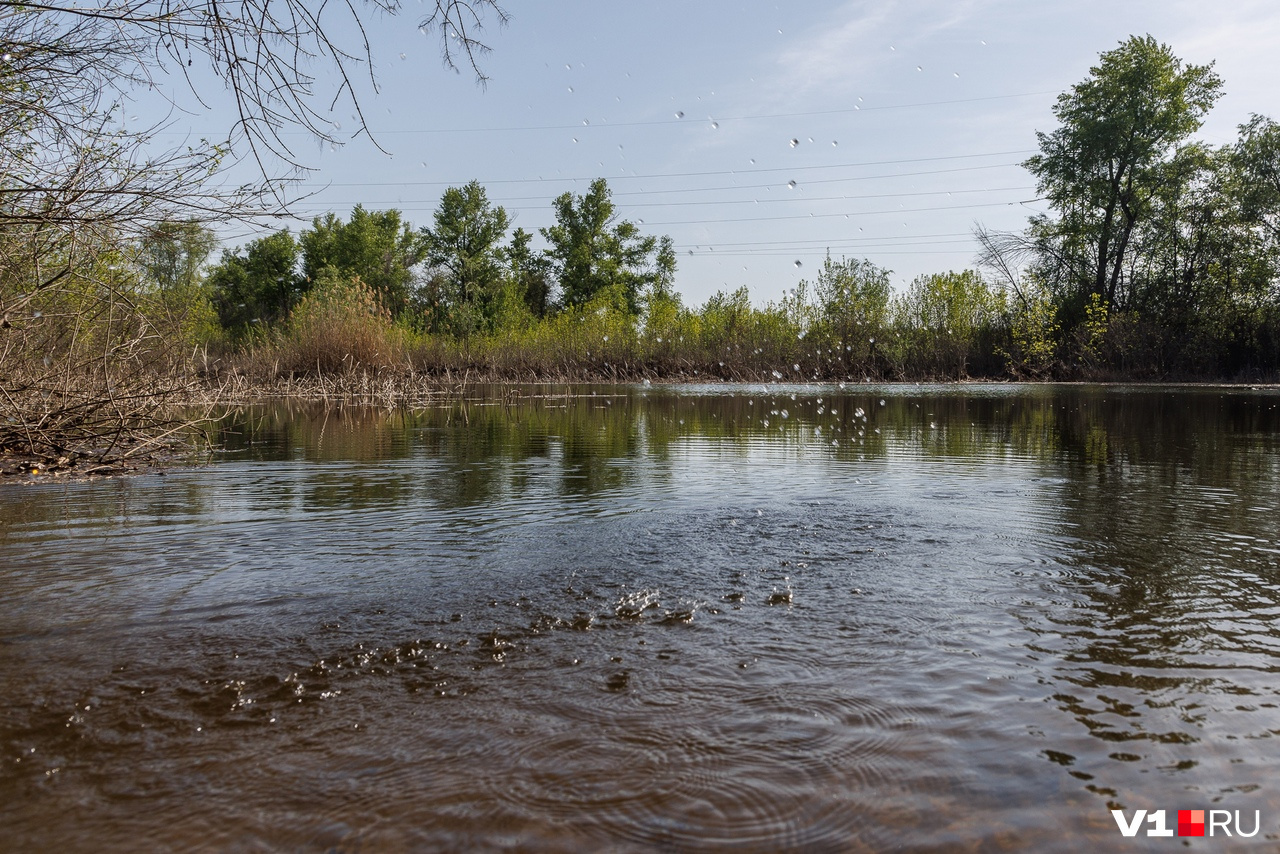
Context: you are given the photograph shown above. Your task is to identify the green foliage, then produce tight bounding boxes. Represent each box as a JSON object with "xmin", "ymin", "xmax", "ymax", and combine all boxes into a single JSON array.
[
  {"xmin": 207, "ymin": 230, "xmax": 303, "ymax": 335},
  {"xmin": 1025, "ymin": 35, "xmax": 1223, "ymax": 315},
  {"xmin": 1234, "ymin": 114, "xmax": 1280, "ymax": 239},
  {"xmin": 986, "ymin": 35, "xmax": 1280, "ymax": 377},
  {"xmin": 136, "ymin": 220, "xmax": 219, "ymax": 294},
  {"xmin": 1005, "ymin": 277, "xmax": 1061, "ymax": 377},
  {"xmin": 541, "ymin": 178, "xmax": 676, "ymax": 315},
  {"xmin": 132, "ymin": 219, "xmax": 221, "ymax": 350},
  {"xmin": 892, "ymin": 270, "xmax": 1006, "ymax": 377},
  {"xmin": 507, "ymin": 227, "xmax": 554, "ymax": 319},
  {"xmin": 420, "ymin": 181, "xmax": 511, "ymax": 332},
  {"xmin": 812, "ymin": 254, "xmax": 892, "ymax": 329},
  {"xmin": 300, "ymin": 206, "xmax": 424, "ymax": 317},
  {"xmin": 809, "ymin": 254, "xmax": 891, "ymax": 363},
  {"xmin": 194, "ymin": 64, "xmax": 1280, "ymax": 383},
  {"xmin": 1080, "ymin": 292, "xmax": 1110, "ymax": 366}
]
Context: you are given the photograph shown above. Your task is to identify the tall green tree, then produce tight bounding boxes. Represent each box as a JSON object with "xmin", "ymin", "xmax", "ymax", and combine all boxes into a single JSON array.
[
  {"xmin": 1023, "ymin": 35, "xmax": 1223, "ymax": 317},
  {"xmin": 541, "ymin": 178, "xmax": 676, "ymax": 314},
  {"xmin": 207, "ymin": 230, "xmax": 303, "ymax": 332},
  {"xmin": 420, "ymin": 180, "xmax": 510, "ymax": 331},
  {"xmin": 133, "ymin": 219, "xmax": 220, "ymax": 345},
  {"xmin": 300, "ymin": 206, "xmax": 424, "ymax": 316},
  {"xmin": 507, "ymin": 227, "xmax": 554, "ymax": 319},
  {"xmin": 135, "ymin": 220, "xmax": 219, "ymax": 294},
  {"xmin": 1234, "ymin": 114, "xmax": 1280, "ymax": 242}
]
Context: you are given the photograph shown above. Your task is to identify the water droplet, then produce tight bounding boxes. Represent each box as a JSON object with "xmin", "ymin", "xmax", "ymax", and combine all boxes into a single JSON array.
[
  {"xmin": 793, "ymin": 260, "xmax": 802, "ymax": 267},
  {"xmin": 831, "ymin": 140, "xmax": 838, "ymax": 146},
  {"xmin": 916, "ymin": 65, "xmax": 922, "ymax": 71},
  {"xmin": 889, "ymin": 45, "xmax": 896, "ymax": 51},
  {"xmin": 787, "ymin": 180, "xmax": 796, "ymax": 189},
  {"xmin": 710, "ymin": 121, "xmax": 719, "ymax": 129},
  {"xmin": 675, "ymin": 111, "xmax": 684, "ymax": 119},
  {"xmin": 789, "ymin": 138, "xmax": 799, "ymax": 148},
  {"xmin": 807, "ymin": 137, "xmax": 814, "ymax": 143},
  {"xmin": 781, "ymin": 410, "xmax": 789, "ymax": 419},
  {"xmin": 953, "ymin": 72, "xmax": 960, "ymax": 78},
  {"xmin": 793, "ymin": 363, "xmax": 800, "ymax": 372},
  {"xmin": 565, "ymin": 64, "xmax": 572, "ymax": 70},
  {"xmin": 582, "ymin": 119, "xmax": 590, "ymax": 126},
  {"xmin": 568, "ymin": 86, "xmax": 574, "ymax": 93},
  {"xmin": 572, "ymin": 138, "xmax": 578, "ymax": 143},
  {"xmin": 879, "ymin": 399, "xmax": 886, "ymax": 406},
  {"xmin": 399, "ymin": 52, "xmax": 407, "ymax": 60}
]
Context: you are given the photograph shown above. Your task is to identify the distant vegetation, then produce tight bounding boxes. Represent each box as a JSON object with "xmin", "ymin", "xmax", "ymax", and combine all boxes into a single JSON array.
[
  {"xmin": 161, "ymin": 37, "xmax": 1280, "ymax": 385},
  {"xmin": 3, "ymin": 30, "xmax": 1279, "ymax": 471}
]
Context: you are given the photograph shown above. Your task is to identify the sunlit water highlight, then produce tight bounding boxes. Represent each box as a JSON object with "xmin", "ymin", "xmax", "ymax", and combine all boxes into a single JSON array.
[{"xmin": 2, "ymin": 384, "xmax": 1279, "ymax": 851}]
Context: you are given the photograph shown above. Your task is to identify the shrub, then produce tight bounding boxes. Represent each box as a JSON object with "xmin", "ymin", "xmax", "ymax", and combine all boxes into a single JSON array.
[{"xmin": 276, "ymin": 272, "xmax": 406, "ymax": 375}]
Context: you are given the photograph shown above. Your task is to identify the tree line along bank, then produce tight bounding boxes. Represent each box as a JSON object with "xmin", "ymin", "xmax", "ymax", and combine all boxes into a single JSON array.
[{"xmin": 134, "ymin": 36, "xmax": 1280, "ymax": 382}]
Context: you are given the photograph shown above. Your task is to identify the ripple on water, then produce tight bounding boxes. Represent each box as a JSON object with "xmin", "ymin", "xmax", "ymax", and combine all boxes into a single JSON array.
[{"xmin": 6, "ymin": 387, "xmax": 1280, "ymax": 851}]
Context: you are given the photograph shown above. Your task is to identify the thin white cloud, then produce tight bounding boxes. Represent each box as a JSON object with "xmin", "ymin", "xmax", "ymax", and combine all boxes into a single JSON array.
[{"xmin": 767, "ymin": 0, "xmax": 995, "ymax": 101}]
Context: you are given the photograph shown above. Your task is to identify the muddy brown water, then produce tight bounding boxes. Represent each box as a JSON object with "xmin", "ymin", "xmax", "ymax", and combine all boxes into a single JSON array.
[{"xmin": 2, "ymin": 383, "xmax": 1279, "ymax": 851}]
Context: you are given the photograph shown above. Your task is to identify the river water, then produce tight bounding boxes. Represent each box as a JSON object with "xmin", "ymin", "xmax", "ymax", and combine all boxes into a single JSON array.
[{"xmin": 2, "ymin": 383, "xmax": 1279, "ymax": 851}]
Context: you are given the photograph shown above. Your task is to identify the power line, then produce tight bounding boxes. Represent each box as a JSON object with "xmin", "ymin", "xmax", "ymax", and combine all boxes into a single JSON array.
[
  {"xmin": 314, "ymin": 185, "xmax": 1034, "ymax": 209},
  {"xmin": 640, "ymin": 199, "xmax": 1037, "ymax": 227},
  {"xmin": 708, "ymin": 249, "xmax": 980, "ymax": 258},
  {"xmin": 691, "ymin": 238, "xmax": 977, "ymax": 255},
  {"xmin": 345, "ymin": 91, "xmax": 1057, "ymax": 135},
  {"xmin": 674, "ymin": 231, "xmax": 975, "ymax": 249},
  {"xmin": 303, "ymin": 149, "xmax": 1035, "ymax": 188},
  {"xmin": 279, "ymin": 196, "xmax": 1033, "ymax": 227}
]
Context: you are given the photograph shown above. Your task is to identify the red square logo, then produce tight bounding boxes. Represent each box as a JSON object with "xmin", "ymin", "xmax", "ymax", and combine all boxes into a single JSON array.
[{"xmin": 1179, "ymin": 810, "xmax": 1205, "ymax": 837}]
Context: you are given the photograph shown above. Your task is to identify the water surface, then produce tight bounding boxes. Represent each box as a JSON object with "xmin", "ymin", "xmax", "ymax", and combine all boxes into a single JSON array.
[{"xmin": 2, "ymin": 384, "xmax": 1279, "ymax": 851}]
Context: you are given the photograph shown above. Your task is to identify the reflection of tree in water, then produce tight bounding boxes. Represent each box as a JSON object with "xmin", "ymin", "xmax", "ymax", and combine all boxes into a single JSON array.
[{"xmin": 1005, "ymin": 388, "xmax": 1280, "ymax": 798}]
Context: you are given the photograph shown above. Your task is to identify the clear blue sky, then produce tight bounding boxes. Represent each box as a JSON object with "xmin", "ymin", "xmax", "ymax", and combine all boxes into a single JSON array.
[{"xmin": 174, "ymin": 0, "xmax": 1280, "ymax": 306}]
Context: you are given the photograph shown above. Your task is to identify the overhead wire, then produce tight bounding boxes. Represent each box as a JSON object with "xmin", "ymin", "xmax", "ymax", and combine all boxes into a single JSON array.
[{"xmin": 206, "ymin": 92, "xmax": 1047, "ymax": 266}]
